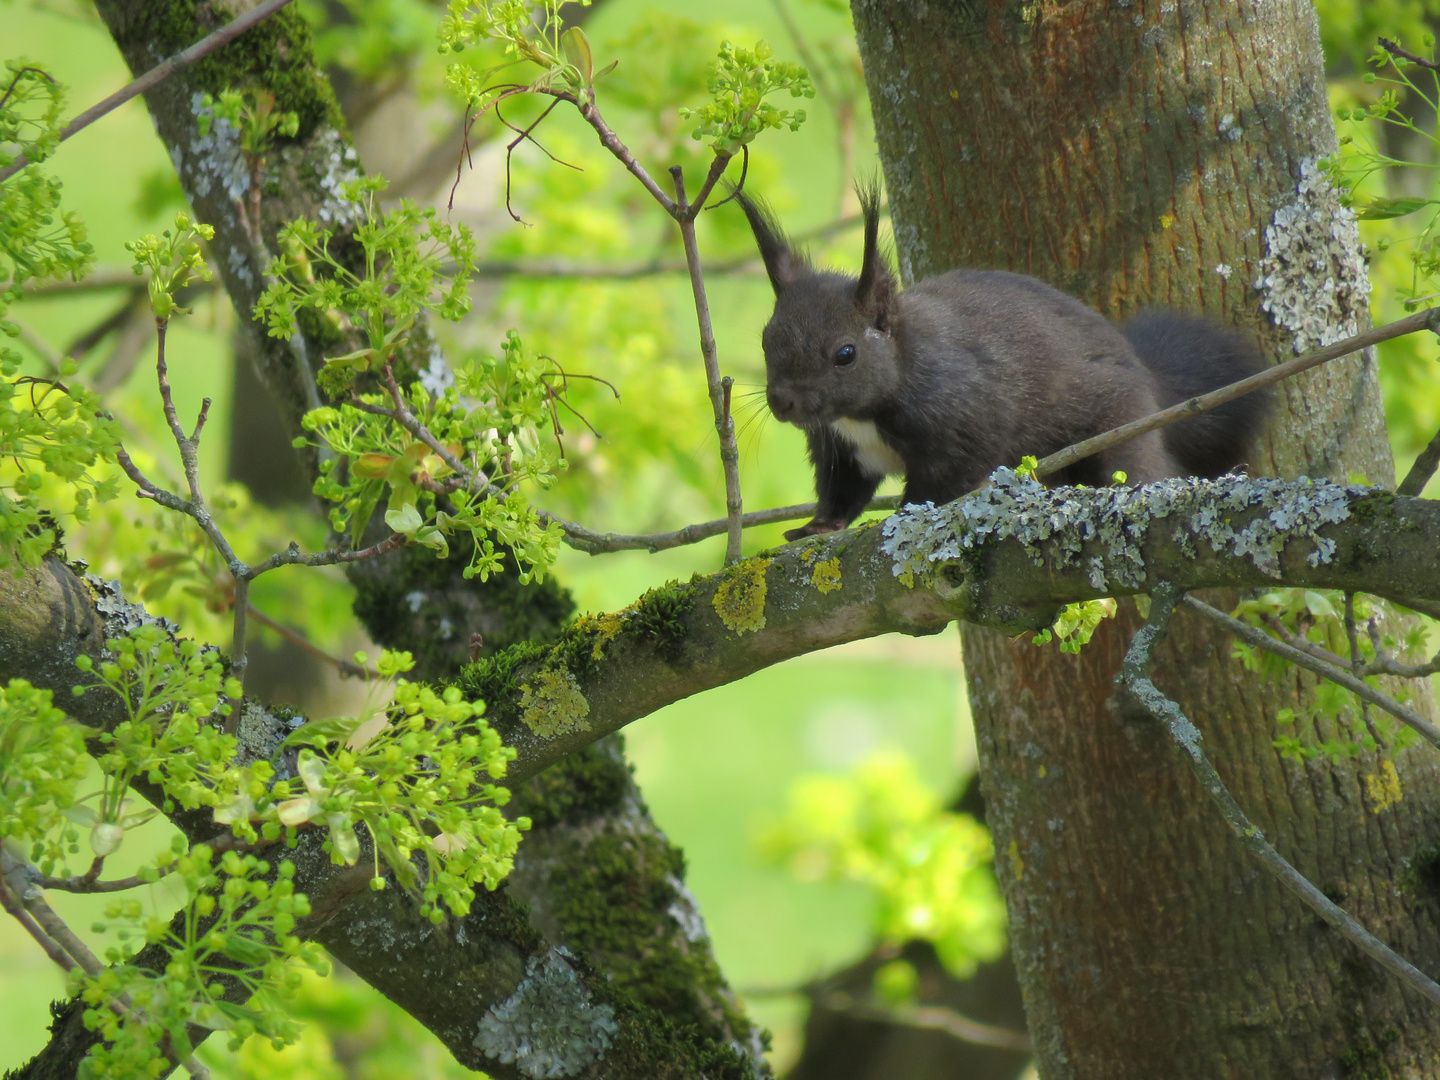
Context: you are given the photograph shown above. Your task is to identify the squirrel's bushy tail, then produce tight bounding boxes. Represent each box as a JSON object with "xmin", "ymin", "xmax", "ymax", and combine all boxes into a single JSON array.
[{"xmin": 1123, "ymin": 309, "xmax": 1271, "ymax": 478}]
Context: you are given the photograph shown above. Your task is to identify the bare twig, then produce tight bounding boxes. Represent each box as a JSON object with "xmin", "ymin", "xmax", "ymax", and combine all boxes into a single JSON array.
[
  {"xmin": 0, "ymin": 864, "xmax": 76, "ymax": 973},
  {"xmin": 1398, "ymin": 425, "xmax": 1440, "ymax": 496},
  {"xmin": 1035, "ymin": 308, "xmax": 1440, "ymax": 481},
  {"xmin": 1121, "ymin": 582, "xmax": 1440, "ymax": 1009},
  {"xmin": 1182, "ymin": 596, "xmax": 1440, "ymax": 750},
  {"xmin": 247, "ymin": 604, "xmax": 374, "ymax": 679},
  {"xmin": 673, "ymin": 167, "xmax": 744, "ymax": 564},
  {"xmin": 0, "ymin": 0, "xmax": 297, "ymax": 184},
  {"xmin": 23, "ymin": 209, "xmax": 871, "ymax": 295},
  {"xmin": 38, "ymin": 869, "xmax": 174, "ymax": 893},
  {"xmin": 812, "ymin": 989, "xmax": 1032, "ymax": 1053},
  {"xmin": 574, "ymin": 92, "xmax": 678, "ymax": 215},
  {"xmin": 558, "ymin": 495, "xmax": 902, "ymax": 555}
]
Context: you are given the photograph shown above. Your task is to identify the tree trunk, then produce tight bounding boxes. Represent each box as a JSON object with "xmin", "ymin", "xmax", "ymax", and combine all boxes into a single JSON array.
[{"xmin": 853, "ymin": 1, "xmax": 1440, "ymax": 1076}]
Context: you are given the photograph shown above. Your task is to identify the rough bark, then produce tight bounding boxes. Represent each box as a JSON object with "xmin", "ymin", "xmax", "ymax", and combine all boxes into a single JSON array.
[{"xmin": 853, "ymin": 1, "xmax": 1440, "ymax": 1076}]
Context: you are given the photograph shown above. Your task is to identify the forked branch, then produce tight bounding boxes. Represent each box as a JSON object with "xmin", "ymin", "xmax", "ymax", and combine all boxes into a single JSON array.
[{"xmin": 1119, "ymin": 582, "xmax": 1440, "ymax": 1009}]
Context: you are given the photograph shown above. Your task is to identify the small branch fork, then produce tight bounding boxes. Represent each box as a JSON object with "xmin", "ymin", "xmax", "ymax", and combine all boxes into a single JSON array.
[
  {"xmin": 0, "ymin": 0, "xmax": 296, "ymax": 185},
  {"xmin": 1117, "ymin": 582, "xmax": 1440, "ymax": 1009},
  {"xmin": 115, "ymin": 322, "xmax": 407, "ymax": 723},
  {"xmin": 461, "ymin": 77, "xmax": 746, "ymax": 562}
]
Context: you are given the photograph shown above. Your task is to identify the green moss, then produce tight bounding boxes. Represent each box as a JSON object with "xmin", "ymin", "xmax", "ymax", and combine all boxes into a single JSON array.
[
  {"xmin": 600, "ymin": 995, "xmax": 763, "ymax": 1080},
  {"xmin": 1400, "ymin": 839, "xmax": 1440, "ymax": 899},
  {"xmin": 546, "ymin": 830, "xmax": 750, "ymax": 1045},
  {"xmin": 458, "ymin": 639, "xmax": 551, "ymax": 725},
  {"xmin": 131, "ymin": 4, "xmax": 345, "ymax": 138},
  {"xmin": 627, "ymin": 580, "xmax": 695, "ymax": 662},
  {"xmin": 352, "ymin": 535, "xmax": 575, "ymax": 683},
  {"xmin": 512, "ymin": 738, "xmax": 633, "ymax": 830}
]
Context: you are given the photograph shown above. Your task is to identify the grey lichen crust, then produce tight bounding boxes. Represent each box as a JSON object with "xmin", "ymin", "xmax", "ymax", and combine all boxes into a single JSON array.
[
  {"xmin": 1253, "ymin": 157, "xmax": 1372, "ymax": 353},
  {"xmin": 882, "ymin": 468, "xmax": 1364, "ymax": 589},
  {"xmin": 474, "ymin": 948, "xmax": 618, "ymax": 1078}
]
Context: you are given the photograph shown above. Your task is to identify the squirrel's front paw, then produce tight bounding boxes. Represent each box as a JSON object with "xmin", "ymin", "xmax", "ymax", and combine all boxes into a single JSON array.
[{"xmin": 784, "ymin": 518, "xmax": 845, "ymax": 542}]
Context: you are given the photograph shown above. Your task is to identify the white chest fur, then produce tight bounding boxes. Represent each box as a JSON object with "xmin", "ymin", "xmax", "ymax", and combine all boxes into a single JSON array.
[{"xmin": 831, "ymin": 418, "xmax": 906, "ymax": 479}]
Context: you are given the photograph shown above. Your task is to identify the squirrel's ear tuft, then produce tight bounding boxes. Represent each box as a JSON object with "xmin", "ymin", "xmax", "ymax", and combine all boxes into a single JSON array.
[
  {"xmin": 735, "ymin": 189, "xmax": 807, "ymax": 296},
  {"xmin": 854, "ymin": 178, "xmax": 896, "ymax": 333}
]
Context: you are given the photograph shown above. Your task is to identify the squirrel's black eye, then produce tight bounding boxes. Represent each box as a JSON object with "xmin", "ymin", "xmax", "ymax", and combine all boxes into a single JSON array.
[{"xmin": 834, "ymin": 344, "xmax": 857, "ymax": 367}]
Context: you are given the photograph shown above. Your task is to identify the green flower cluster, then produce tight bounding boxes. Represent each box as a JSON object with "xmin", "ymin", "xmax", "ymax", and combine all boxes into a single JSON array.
[
  {"xmin": 301, "ymin": 328, "xmax": 564, "ymax": 581},
  {"xmin": 282, "ymin": 650, "xmax": 528, "ymax": 922},
  {"xmin": 124, "ymin": 213, "xmax": 214, "ymax": 324},
  {"xmin": 678, "ymin": 40, "xmax": 814, "ymax": 154},
  {"xmin": 439, "ymin": 0, "xmax": 595, "ymax": 86},
  {"xmin": 1, "ymin": 60, "xmax": 117, "ymax": 570},
  {"xmin": 1, "ymin": 60, "xmax": 93, "ymax": 341},
  {"xmin": 255, "ymin": 176, "xmax": 476, "ymax": 397},
  {"xmin": 758, "ymin": 751, "xmax": 1006, "ymax": 979},
  {"xmin": 74, "ymin": 626, "xmax": 242, "ymax": 855},
  {"xmin": 0, "ymin": 678, "xmax": 89, "ymax": 874},
  {"xmin": 76, "ymin": 843, "xmax": 327, "ymax": 1079}
]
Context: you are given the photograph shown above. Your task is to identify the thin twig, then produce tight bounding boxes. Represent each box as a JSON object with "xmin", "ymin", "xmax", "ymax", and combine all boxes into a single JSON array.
[
  {"xmin": 1182, "ymin": 597, "xmax": 1440, "ymax": 750},
  {"xmin": 22, "ymin": 209, "xmax": 871, "ymax": 295},
  {"xmin": 38, "ymin": 869, "xmax": 174, "ymax": 893},
  {"xmin": 573, "ymin": 92, "xmax": 678, "ymax": 215},
  {"xmin": 0, "ymin": 865, "xmax": 76, "ymax": 973},
  {"xmin": 1398, "ymin": 425, "xmax": 1440, "ymax": 496},
  {"xmin": 0, "ymin": 0, "xmax": 297, "ymax": 184},
  {"xmin": 1123, "ymin": 584, "xmax": 1440, "ymax": 1009},
  {"xmin": 247, "ymin": 604, "xmax": 374, "ymax": 678},
  {"xmin": 558, "ymin": 495, "xmax": 902, "ymax": 555},
  {"xmin": 1034, "ymin": 308, "xmax": 1440, "ymax": 480},
  {"xmin": 1379, "ymin": 37, "xmax": 1440, "ymax": 72},
  {"xmin": 812, "ymin": 989, "xmax": 1032, "ymax": 1053},
  {"xmin": 672, "ymin": 167, "xmax": 744, "ymax": 564}
]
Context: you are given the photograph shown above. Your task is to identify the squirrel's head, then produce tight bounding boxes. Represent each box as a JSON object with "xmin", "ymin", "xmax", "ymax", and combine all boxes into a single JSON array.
[{"xmin": 737, "ymin": 184, "xmax": 900, "ymax": 428}]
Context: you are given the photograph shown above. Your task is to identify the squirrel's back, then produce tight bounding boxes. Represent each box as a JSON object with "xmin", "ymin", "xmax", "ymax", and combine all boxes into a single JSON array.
[{"xmin": 1122, "ymin": 309, "xmax": 1270, "ymax": 478}]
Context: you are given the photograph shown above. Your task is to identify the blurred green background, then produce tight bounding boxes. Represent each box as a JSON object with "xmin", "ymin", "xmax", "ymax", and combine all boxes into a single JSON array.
[{"xmin": 5, "ymin": 0, "xmax": 1440, "ymax": 1076}]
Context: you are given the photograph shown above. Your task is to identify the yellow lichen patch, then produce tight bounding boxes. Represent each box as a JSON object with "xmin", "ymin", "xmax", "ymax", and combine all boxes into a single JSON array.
[
  {"xmin": 581, "ymin": 610, "xmax": 627, "ymax": 660},
  {"xmin": 712, "ymin": 556, "xmax": 771, "ymax": 634},
  {"xmin": 1364, "ymin": 759, "xmax": 1402, "ymax": 813},
  {"xmin": 810, "ymin": 556, "xmax": 842, "ymax": 594},
  {"xmin": 1007, "ymin": 839, "xmax": 1025, "ymax": 881},
  {"xmin": 896, "ymin": 569, "xmax": 915, "ymax": 589},
  {"xmin": 799, "ymin": 546, "xmax": 819, "ymax": 566},
  {"xmin": 518, "ymin": 668, "xmax": 591, "ymax": 738}
]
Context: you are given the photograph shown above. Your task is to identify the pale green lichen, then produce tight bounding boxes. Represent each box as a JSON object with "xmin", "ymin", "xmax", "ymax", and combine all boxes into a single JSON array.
[
  {"xmin": 519, "ymin": 668, "xmax": 591, "ymax": 738},
  {"xmin": 810, "ymin": 556, "xmax": 842, "ymax": 594},
  {"xmin": 881, "ymin": 468, "xmax": 1364, "ymax": 589},
  {"xmin": 474, "ymin": 948, "xmax": 617, "ymax": 1077},
  {"xmin": 711, "ymin": 557, "xmax": 771, "ymax": 634}
]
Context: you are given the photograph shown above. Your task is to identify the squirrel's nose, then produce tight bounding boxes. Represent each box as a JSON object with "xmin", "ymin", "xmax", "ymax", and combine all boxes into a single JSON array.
[{"xmin": 767, "ymin": 386, "xmax": 797, "ymax": 419}]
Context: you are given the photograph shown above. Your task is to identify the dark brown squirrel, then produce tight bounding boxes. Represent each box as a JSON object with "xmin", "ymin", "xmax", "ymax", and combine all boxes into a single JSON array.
[{"xmin": 736, "ymin": 186, "xmax": 1271, "ymax": 541}]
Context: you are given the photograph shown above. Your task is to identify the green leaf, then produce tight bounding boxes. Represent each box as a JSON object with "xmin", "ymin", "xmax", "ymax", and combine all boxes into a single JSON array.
[
  {"xmin": 1355, "ymin": 196, "xmax": 1431, "ymax": 220},
  {"xmin": 561, "ymin": 27, "xmax": 593, "ymax": 84},
  {"xmin": 284, "ymin": 715, "xmax": 365, "ymax": 748}
]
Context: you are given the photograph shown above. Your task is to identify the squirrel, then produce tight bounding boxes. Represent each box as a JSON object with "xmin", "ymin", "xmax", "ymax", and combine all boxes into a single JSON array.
[{"xmin": 736, "ymin": 186, "xmax": 1270, "ymax": 541}]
